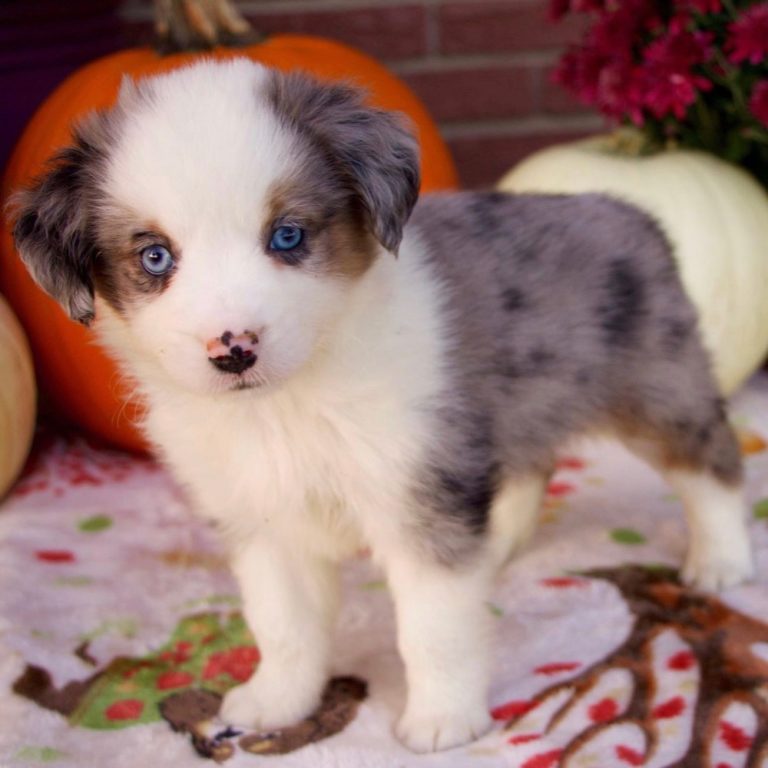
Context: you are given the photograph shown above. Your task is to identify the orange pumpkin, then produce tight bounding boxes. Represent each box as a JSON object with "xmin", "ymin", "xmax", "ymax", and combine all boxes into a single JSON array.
[{"xmin": 0, "ymin": 35, "xmax": 458, "ymax": 454}]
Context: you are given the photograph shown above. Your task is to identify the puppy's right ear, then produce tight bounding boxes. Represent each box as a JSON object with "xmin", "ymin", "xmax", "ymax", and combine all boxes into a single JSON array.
[
  {"xmin": 11, "ymin": 123, "xmax": 106, "ymax": 326},
  {"xmin": 268, "ymin": 71, "xmax": 420, "ymax": 255}
]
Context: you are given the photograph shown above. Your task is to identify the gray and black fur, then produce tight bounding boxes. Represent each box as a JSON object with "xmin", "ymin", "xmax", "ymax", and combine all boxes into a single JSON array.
[
  {"xmin": 409, "ymin": 192, "xmax": 741, "ymax": 561},
  {"xmin": 10, "ymin": 111, "xmax": 121, "ymax": 325},
  {"xmin": 267, "ymin": 71, "xmax": 420, "ymax": 255}
]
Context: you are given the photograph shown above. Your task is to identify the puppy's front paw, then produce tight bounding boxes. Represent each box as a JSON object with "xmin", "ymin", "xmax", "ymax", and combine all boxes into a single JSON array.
[
  {"xmin": 396, "ymin": 706, "xmax": 491, "ymax": 753},
  {"xmin": 220, "ymin": 675, "xmax": 321, "ymax": 731},
  {"xmin": 682, "ymin": 536, "xmax": 754, "ymax": 591}
]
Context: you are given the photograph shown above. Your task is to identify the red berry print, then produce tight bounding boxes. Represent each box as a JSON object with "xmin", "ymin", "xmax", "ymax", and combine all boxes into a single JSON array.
[
  {"xmin": 534, "ymin": 661, "xmax": 581, "ymax": 676},
  {"xmin": 35, "ymin": 550, "xmax": 75, "ymax": 563},
  {"xmin": 667, "ymin": 651, "xmax": 695, "ymax": 671},
  {"xmin": 203, "ymin": 646, "xmax": 259, "ymax": 683},
  {"xmin": 546, "ymin": 481, "xmax": 575, "ymax": 497},
  {"xmin": 160, "ymin": 641, "xmax": 193, "ymax": 665},
  {"xmin": 508, "ymin": 733, "xmax": 541, "ymax": 745},
  {"xmin": 105, "ymin": 699, "xmax": 144, "ymax": 721},
  {"xmin": 588, "ymin": 697, "xmax": 618, "ymax": 722},
  {"xmin": 69, "ymin": 469, "xmax": 102, "ymax": 486},
  {"xmin": 522, "ymin": 749, "xmax": 562, "ymax": 768},
  {"xmin": 540, "ymin": 577, "xmax": 585, "ymax": 588},
  {"xmin": 203, "ymin": 654, "xmax": 224, "ymax": 679},
  {"xmin": 616, "ymin": 744, "xmax": 644, "ymax": 765},
  {"xmin": 14, "ymin": 432, "xmax": 150, "ymax": 498},
  {"xmin": 719, "ymin": 720, "xmax": 752, "ymax": 751},
  {"xmin": 652, "ymin": 696, "xmax": 685, "ymax": 719},
  {"xmin": 491, "ymin": 699, "xmax": 536, "ymax": 720},
  {"xmin": 156, "ymin": 671, "xmax": 195, "ymax": 690},
  {"xmin": 122, "ymin": 661, "xmax": 153, "ymax": 679},
  {"xmin": 556, "ymin": 456, "xmax": 586, "ymax": 470},
  {"xmin": 13, "ymin": 479, "xmax": 49, "ymax": 497}
]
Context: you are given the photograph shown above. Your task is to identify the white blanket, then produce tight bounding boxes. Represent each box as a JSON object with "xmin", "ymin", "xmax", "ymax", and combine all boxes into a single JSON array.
[{"xmin": 2, "ymin": 374, "xmax": 768, "ymax": 768}]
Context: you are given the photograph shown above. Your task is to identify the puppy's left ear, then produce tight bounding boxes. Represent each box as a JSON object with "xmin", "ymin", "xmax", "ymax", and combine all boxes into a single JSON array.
[
  {"xmin": 269, "ymin": 72, "xmax": 421, "ymax": 254},
  {"xmin": 11, "ymin": 117, "xmax": 107, "ymax": 325}
]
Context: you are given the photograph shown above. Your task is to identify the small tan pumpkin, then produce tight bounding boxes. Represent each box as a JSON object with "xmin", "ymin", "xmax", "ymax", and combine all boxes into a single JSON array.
[
  {"xmin": 499, "ymin": 133, "xmax": 768, "ymax": 395},
  {"xmin": 0, "ymin": 295, "xmax": 35, "ymax": 498}
]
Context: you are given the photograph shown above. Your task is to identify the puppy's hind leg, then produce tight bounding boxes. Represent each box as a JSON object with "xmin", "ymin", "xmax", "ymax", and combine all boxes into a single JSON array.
[
  {"xmin": 618, "ymin": 397, "xmax": 753, "ymax": 591},
  {"xmin": 666, "ymin": 467, "xmax": 753, "ymax": 590},
  {"xmin": 487, "ymin": 472, "xmax": 550, "ymax": 570}
]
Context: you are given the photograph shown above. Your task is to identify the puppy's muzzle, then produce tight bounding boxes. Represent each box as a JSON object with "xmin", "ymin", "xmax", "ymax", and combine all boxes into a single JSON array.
[{"xmin": 206, "ymin": 330, "xmax": 259, "ymax": 375}]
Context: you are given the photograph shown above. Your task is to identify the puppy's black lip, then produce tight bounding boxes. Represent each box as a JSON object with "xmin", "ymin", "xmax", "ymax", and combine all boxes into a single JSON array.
[
  {"xmin": 232, "ymin": 380, "xmax": 260, "ymax": 391},
  {"xmin": 209, "ymin": 352, "xmax": 257, "ymax": 374}
]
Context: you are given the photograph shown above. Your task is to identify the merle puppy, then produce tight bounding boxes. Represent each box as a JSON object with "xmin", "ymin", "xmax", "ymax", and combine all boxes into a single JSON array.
[{"xmin": 12, "ymin": 59, "xmax": 753, "ymax": 752}]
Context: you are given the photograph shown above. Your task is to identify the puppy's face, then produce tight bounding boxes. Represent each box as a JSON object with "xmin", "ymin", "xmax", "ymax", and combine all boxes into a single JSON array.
[{"xmin": 13, "ymin": 60, "xmax": 419, "ymax": 395}]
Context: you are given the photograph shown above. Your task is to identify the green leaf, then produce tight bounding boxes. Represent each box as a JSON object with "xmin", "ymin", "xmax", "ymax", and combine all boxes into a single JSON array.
[
  {"xmin": 79, "ymin": 618, "xmax": 138, "ymax": 643},
  {"xmin": 14, "ymin": 746, "xmax": 69, "ymax": 763},
  {"xmin": 71, "ymin": 612, "xmax": 256, "ymax": 730},
  {"xmin": 360, "ymin": 580, "xmax": 387, "ymax": 591},
  {"xmin": 78, "ymin": 515, "xmax": 113, "ymax": 533},
  {"xmin": 610, "ymin": 528, "xmax": 647, "ymax": 545},
  {"xmin": 179, "ymin": 593, "xmax": 241, "ymax": 610},
  {"xmin": 54, "ymin": 576, "xmax": 94, "ymax": 587},
  {"xmin": 753, "ymin": 499, "xmax": 768, "ymax": 520}
]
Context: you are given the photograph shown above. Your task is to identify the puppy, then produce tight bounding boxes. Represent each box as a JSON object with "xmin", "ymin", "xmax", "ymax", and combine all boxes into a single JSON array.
[{"xmin": 13, "ymin": 59, "xmax": 754, "ymax": 752}]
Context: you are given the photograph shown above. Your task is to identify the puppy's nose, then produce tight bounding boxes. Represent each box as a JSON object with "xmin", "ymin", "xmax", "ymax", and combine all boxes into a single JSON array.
[{"xmin": 206, "ymin": 330, "xmax": 259, "ymax": 374}]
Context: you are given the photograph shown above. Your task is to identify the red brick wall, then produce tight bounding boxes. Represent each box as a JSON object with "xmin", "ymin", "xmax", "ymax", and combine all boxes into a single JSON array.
[{"xmin": 121, "ymin": 0, "xmax": 603, "ymax": 188}]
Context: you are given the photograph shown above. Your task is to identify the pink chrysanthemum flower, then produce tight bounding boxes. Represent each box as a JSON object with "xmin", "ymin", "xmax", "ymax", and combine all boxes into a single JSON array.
[
  {"xmin": 636, "ymin": 22, "xmax": 713, "ymax": 119},
  {"xmin": 750, "ymin": 80, "xmax": 768, "ymax": 128},
  {"xmin": 549, "ymin": 0, "xmax": 768, "ymax": 187},
  {"xmin": 641, "ymin": 70, "xmax": 712, "ymax": 119},
  {"xmin": 676, "ymin": 0, "xmax": 722, "ymax": 14},
  {"xmin": 644, "ymin": 21, "xmax": 713, "ymax": 72},
  {"xmin": 727, "ymin": 3, "xmax": 768, "ymax": 65}
]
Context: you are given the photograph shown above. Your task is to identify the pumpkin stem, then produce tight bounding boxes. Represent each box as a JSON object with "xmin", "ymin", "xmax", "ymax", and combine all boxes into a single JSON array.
[
  {"xmin": 154, "ymin": 0, "xmax": 262, "ymax": 53},
  {"xmin": 604, "ymin": 127, "xmax": 661, "ymax": 158}
]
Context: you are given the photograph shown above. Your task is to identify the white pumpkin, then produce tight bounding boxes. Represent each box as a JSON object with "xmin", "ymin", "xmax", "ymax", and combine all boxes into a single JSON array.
[
  {"xmin": 498, "ymin": 133, "xmax": 768, "ymax": 395},
  {"xmin": 0, "ymin": 295, "xmax": 35, "ymax": 498}
]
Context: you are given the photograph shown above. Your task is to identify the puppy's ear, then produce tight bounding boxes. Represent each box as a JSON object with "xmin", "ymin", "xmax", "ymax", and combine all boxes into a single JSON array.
[
  {"xmin": 269, "ymin": 71, "xmax": 421, "ymax": 254},
  {"xmin": 11, "ymin": 120, "xmax": 107, "ymax": 325}
]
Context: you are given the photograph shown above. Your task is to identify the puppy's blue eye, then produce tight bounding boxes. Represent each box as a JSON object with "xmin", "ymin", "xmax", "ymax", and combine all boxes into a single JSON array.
[
  {"xmin": 140, "ymin": 244, "xmax": 174, "ymax": 276},
  {"xmin": 270, "ymin": 225, "xmax": 304, "ymax": 251}
]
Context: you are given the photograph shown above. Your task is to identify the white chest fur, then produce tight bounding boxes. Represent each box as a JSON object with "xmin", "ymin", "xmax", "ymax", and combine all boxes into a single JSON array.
[{"xmin": 131, "ymin": 239, "xmax": 448, "ymax": 560}]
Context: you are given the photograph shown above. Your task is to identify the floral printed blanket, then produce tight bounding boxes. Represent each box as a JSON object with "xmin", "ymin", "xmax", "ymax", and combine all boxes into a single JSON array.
[{"xmin": 2, "ymin": 375, "xmax": 768, "ymax": 768}]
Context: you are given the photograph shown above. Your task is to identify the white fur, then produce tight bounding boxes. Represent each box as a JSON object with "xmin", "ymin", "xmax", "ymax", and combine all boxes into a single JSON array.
[
  {"xmin": 103, "ymin": 60, "xmax": 347, "ymax": 396},
  {"xmin": 665, "ymin": 470, "xmax": 754, "ymax": 590},
  {"xmin": 86, "ymin": 60, "xmax": 753, "ymax": 753},
  {"xmin": 488, "ymin": 474, "xmax": 550, "ymax": 568},
  {"xmin": 95, "ymin": 207, "xmax": 475, "ymax": 748}
]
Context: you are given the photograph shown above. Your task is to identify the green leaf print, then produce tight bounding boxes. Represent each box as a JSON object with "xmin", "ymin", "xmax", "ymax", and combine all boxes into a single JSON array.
[
  {"xmin": 610, "ymin": 528, "xmax": 647, "ymax": 545},
  {"xmin": 70, "ymin": 612, "xmax": 257, "ymax": 730},
  {"xmin": 78, "ymin": 515, "xmax": 114, "ymax": 533}
]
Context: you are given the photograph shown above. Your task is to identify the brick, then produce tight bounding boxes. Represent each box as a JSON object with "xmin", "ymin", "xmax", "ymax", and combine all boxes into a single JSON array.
[
  {"xmin": 540, "ymin": 63, "xmax": 593, "ymax": 115},
  {"xmin": 448, "ymin": 129, "xmax": 595, "ymax": 188},
  {"xmin": 439, "ymin": 1, "xmax": 588, "ymax": 56},
  {"xmin": 402, "ymin": 65, "xmax": 537, "ymax": 123},
  {"xmin": 245, "ymin": 5, "xmax": 427, "ymax": 61}
]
